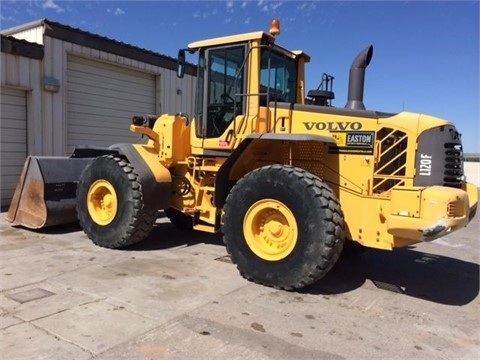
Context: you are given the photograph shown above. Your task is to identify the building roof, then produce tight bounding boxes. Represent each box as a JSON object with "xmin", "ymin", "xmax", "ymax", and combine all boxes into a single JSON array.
[
  {"xmin": 1, "ymin": 19, "xmax": 196, "ymax": 75},
  {"xmin": 1, "ymin": 35, "xmax": 44, "ymax": 59}
]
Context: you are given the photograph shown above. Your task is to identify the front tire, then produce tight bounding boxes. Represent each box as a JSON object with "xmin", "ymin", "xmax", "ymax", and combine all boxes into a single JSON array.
[
  {"xmin": 222, "ymin": 165, "xmax": 345, "ymax": 290},
  {"xmin": 76, "ymin": 155, "xmax": 157, "ymax": 248}
]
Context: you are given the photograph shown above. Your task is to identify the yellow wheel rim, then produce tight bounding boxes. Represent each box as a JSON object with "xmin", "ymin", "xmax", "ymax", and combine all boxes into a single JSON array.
[
  {"xmin": 244, "ymin": 199, "xmax": 298, "ymax": 261},
  {"xmin": 87, "ymin": 179, "xmax": 118, "ymax": 226}
]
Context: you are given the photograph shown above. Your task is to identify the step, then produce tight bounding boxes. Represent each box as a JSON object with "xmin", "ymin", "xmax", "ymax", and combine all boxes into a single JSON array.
[
  {"xmin": 199, "ymin": 186, "xmax": 215, "ymax": 192},
  {"xmin": 193, "ymin": 223, "xmax": 216, "ymax": 233},
  {"xmin": 196, "ymin": 165, "xmax": 219, "ymax": 172}
]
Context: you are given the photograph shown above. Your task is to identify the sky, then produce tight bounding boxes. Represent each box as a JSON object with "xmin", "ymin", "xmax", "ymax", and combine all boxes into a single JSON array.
[{"xmin": 1, "ymin": 0, "xmax": 479, "ymax": 153}]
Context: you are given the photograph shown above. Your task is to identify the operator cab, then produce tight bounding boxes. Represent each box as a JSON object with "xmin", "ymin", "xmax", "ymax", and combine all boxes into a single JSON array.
[{"xmin": 177, "ymin": 20, "xmax": 310, "ymax": 150}]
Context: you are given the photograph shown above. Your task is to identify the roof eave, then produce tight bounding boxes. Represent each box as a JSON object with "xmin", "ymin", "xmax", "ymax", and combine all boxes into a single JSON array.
[
  {"xmin": 0, "ymin": 18, "xmax": 46, "ymax": 35},
  {"xmin": 188, "ymin": 31, "xmax": 273, "ymax": 50},
  {"xmin": 2, "ymin": 18, "xmax": 197, "ymax": 76},
  {"xmin": 292, "ymin": 50, "xmax": 311, "ymax": 63}
]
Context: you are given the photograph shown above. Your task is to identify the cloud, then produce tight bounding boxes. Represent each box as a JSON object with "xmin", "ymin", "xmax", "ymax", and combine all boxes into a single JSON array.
[
  {"xmin": 258, "ymin": 0, "xmax": 268, "ymax": 12},
  {"xmin": 257, "ymin": 0, "xmax": 283, "ymax": 13},
  {"xmin": 1, "ymin": 14, "xmax": 16, "ymax": 22},
  {"xmin": 226, "ymin": 1, "xmax": 235, "ymax": 14},
  {"xmin": 192, "ymin": 7, "xmax": 218, "ymax": 20},
  {"xmin": 107, "ymin": 8, "xmax": 126, "ymax": 16},
  {"xmin": 42, "ymin": 0, "xmax": 64, "ymax": 13},
  {"xmin": 298, "ymin": 2, "xmax": 316, "ymax": 12},
  {"xmin": 114, "ymin": 8, "xmax": 125, "ymax": 16},
  {"xmin": 270, "ymin": 2, "xmax": 283, "ymax": 11},
  {"xmin": 27, "ymin": 8, "xmax": 37, "ymax": 16}
]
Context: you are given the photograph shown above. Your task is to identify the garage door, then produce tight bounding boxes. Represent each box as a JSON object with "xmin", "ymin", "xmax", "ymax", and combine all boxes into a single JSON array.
[
  {"xmin": 1, "ymin": 88, "xmax": 27, "ymax": 208},
  {"xmin": 66, "ymin": 56, "xmax": 156, "ymax": 154}
]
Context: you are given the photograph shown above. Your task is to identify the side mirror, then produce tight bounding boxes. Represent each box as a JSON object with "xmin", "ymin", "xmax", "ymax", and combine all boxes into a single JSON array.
[{"xmin": 177, "ymin": 49, "xmax": 186, "ymax": 78}]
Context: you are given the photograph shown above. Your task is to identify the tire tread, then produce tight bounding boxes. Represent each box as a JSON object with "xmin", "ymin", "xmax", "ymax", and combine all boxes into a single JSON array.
[{"xmin": 77, "ymin": 155, "xmax": 157, "ymax": 249}]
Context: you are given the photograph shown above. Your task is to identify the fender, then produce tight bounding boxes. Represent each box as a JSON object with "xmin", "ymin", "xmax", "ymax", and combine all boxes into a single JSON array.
[
  {"xmin": 110, "ymin": 143, "xmax": 172, "ymax": 211},
  {"xmin": 73, "ymin": 144, "xmax": 172, "ymax": 210},
  {"xmin": 215, "ymin": 133, "xmax": 335, "ymax": 207},
  {"xmin": 73, "ymin": 144, "xmax": 172, "ymax": 211}
]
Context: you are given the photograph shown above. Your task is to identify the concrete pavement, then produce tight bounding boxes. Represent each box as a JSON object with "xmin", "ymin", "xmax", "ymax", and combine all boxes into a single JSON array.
[{"xmin": 1, "ymin": 207, "xmax": 479, "ymax": 359}]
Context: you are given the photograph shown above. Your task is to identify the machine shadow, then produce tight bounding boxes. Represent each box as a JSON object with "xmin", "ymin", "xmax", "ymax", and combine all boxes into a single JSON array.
[
  {"xmin": 304, "ymin": 247, "xmax": 479, "ymax": 306},
  {"xmin": 70, "ymin": 212, "xmax": 478, "ymax": 306},
  {"xmin": 134, "ymin": 221, "xmax": 479, "ymax": 306},
  {"xmin": 126, "ymin": 221, "xmax": 224, "ymax": 251},
  {"xmin": 31, "ymin": 222, "xmax": 83, "ymax": 234}
]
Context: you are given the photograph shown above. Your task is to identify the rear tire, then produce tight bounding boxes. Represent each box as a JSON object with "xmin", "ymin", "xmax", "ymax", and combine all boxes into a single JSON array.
[
  {"xmin": 222, "ymin": 165, "xmax": 345, "ymax": 290},
  {"xmin": 76, "ymin": 155, "xmax": 157, "ymax": 248}
]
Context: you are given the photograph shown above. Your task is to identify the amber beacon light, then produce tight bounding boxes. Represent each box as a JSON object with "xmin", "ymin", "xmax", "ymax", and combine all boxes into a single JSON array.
[{"xmin": 269, "ymin": 19, "xmax": 280, "ymax": 36}]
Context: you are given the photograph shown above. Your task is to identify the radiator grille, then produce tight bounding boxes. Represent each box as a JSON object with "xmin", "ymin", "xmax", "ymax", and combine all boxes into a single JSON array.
[
  {"xmin": 373, "ymin": 128, "xmax": 408, "ymax": 193},
  {"xmin": 443, "ymin": 143, "xmax": 463, "ymax": 188}
]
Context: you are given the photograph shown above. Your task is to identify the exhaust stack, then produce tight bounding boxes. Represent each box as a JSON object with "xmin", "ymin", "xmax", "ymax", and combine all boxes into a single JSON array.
[{"xmin": 345, "ymin": 45, "xmax": 373, "ymax": 110}]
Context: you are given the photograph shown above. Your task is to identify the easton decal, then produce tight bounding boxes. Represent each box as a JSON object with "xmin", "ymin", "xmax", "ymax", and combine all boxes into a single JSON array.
[
  {"xmin": 329, "ymin": 131, "xmax": 375, "ymax": 155},
  {"xmin": 346, "ymin": 132, "xmax": 374, "ymax": 147},
  {"xmin": 303, "ymin": 122, "xmax": 363, "ymax": 131}
]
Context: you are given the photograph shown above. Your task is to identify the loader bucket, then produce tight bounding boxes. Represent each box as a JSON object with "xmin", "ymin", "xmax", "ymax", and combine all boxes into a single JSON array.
[{"xmin": 6, "ymin": 156, "xmax": 94, "ymax": 229}]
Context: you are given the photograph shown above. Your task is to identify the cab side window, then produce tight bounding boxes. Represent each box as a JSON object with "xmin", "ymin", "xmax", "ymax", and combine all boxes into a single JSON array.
[{"xmin": 260, "ymin": 49, "xmax": 298, "ymax": 105}]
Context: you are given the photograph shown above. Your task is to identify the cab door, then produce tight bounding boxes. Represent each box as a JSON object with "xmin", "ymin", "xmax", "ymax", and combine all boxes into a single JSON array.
[{"xmin": 201, "ymin": 45, "xmax": 246, "ymax": 150}]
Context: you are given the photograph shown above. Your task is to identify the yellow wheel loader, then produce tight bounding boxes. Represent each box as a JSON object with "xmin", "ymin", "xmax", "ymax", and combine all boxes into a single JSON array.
[{"xmin": 7, "ymin": 20, "xmax": 477, "ymax": 290}]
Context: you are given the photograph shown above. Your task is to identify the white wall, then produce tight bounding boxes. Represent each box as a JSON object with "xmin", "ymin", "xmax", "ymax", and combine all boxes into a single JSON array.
[
  {"xmin": 38, "ymin": 36, "xmax": 196, "ymax": 156},
  {"xmin": 464, "ymin": 162, "xmax": 480, "ymax": 188},
  {"xmin": 6, "ymin": 23, "xmax": 196, "ymax": 157},
  {"xmin": 0, "ymin": 51, "xmax": 42, "ymax": 155},
  {"xmin": 3, "ymin": 26, "xmax": 44, "ymax": 45}
]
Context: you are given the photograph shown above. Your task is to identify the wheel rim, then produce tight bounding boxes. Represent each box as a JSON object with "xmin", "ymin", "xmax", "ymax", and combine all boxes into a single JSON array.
[
  {"xmin": 243, "ymin": 199, "xmax": 298, "ymax": 261},
  {"xmin": 87, "ymin": 179, "xmax": 118, "ymax": 226}
]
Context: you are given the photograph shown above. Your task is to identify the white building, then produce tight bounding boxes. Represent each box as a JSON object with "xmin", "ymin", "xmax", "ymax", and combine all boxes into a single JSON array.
[{"xmin": 1, "ymin": 19, "xmax": 196, "ymax": 208}]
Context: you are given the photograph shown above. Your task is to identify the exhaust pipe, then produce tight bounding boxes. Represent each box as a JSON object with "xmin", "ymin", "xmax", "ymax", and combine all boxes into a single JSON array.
[{"xmin": 345, "ymin": 45, "xmax": 373, "ymax": 110}]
